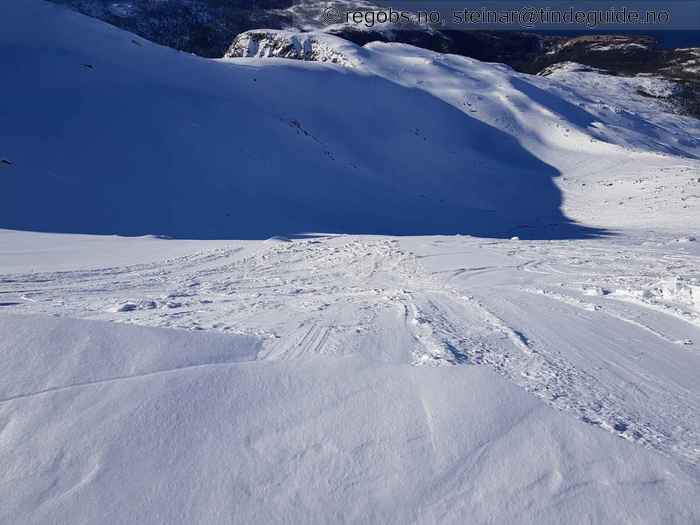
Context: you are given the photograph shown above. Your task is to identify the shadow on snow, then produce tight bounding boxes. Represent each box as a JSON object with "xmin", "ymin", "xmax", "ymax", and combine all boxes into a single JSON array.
[{"xmin": 1, "ymin": 46, "xmax": 608, "ymax": 240}]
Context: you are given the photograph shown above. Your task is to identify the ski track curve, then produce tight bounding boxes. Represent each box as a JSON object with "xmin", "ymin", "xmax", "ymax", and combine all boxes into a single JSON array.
[{"xmin": 1, "ymin": 234, "xmax": 699, "ymax": 465}]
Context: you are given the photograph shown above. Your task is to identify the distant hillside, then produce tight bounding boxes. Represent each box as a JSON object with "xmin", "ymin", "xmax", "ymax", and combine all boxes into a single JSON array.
[
  {"xmin": 47, "ymin": 0, "xmax": 700, "ymax": 117},
  {"xmin": 3, "ymin": 2, "xmax": 699, "ymax": 239}
]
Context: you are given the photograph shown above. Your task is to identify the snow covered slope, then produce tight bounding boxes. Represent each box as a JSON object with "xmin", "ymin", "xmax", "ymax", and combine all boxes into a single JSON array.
[
  {"xmin": 5, "ymin": 2, "xmax": 699, "ymax": 240},
  {"xmin": 2, "ymin": 313, "xmax": 699, "ymax": 524},
  {"xmin": 228, "ymin": 29, "xmax": 700, "ymax": 161},
  {"xmin": 4, "ymin": 230, "xmax": 700, "ymax": 465},
  {"xmin": 228, "ymin": 29, "xmax": 700, "ymax": 233},
  {"xmin": 2, "ymin": 2, "xmax": 700, "ymax": 522},
  {"xmin": 0, "ymin": 0, "xmax": 580, "ymax": 240}
]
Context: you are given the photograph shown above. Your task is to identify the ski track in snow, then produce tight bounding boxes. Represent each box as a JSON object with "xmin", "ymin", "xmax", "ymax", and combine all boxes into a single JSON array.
[
  {"xmin": 2, "ymin": 3, "xmax": 700, "ymax": 520},
  {"xmin": 1, "ymin": 233, "xmax": 699, "ymax": 465}
]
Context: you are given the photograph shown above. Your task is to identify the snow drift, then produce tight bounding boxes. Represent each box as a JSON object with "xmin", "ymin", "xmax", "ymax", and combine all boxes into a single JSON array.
[{"xmin": 1, "ymin": 313, "xmax": 699, "ymax": 524}]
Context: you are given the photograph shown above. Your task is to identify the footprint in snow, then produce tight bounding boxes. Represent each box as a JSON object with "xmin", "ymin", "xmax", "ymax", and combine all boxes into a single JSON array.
[{"xmin": 110, "ymin": 300, "xmax": 158, "ymax": 313}]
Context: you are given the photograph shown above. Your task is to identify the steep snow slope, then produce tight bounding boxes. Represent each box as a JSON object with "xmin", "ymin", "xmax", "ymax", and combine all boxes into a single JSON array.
[
  {"xmin": 4, "ymin": 6, "xmax": 698, "ymax": 239},
  {"xmin": 9, "ymin": 1, "xmax": 700, "ymax": 242},
  {"xmin": 231, "ymin": 30, "xmax": 700, "ymax": 156},
  {"xmin": 228, "ymin": 29, "xmax": 700, "ymax": 233},
  {"xmin": 2, "ymin": 313, "xmax": 699, "ymax": 524},
  {"xmin": 228, "ymin": 29, "xmax": 700, "ymax": 159},
  {"xmin": 3, "ymin": 0, "xmax": 596, "ymax": 240}
]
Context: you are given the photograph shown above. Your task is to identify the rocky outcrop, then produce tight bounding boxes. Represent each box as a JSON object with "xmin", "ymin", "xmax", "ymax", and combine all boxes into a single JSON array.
[{"xmin": 225, "ymin": 29, "xmax": 360, "ymax": 66}]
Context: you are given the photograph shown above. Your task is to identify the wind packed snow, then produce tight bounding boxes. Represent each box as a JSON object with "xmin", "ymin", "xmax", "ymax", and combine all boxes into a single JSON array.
[{"xmin": 1, "ymin": 1, "xmax": 700, "ymax": 523}]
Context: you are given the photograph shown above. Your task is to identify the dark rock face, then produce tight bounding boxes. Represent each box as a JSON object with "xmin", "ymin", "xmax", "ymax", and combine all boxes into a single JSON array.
[
  {"xmin": 329, "ymin": 28, "xmax": 547, "ymax": 68},
  {"xmin": 48, "ymin": 0, "xmax": 297, "ymax": 57}
]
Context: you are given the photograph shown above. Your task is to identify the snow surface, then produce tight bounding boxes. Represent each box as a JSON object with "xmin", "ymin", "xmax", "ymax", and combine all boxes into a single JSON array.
[
  {"xmin": 228, "ymin": 31, "xmax": 700, "ymax": 233},
  {"xmin": 2, "ymin": 1, "xmax": 700, "ymax": 522},
  {"xmin": 0, "ymin": 229, "xmax": 235, "ymax": 273},
  {"xmin": 2, "ymin": 313, "xmax": 699, "ymax": 524}
]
